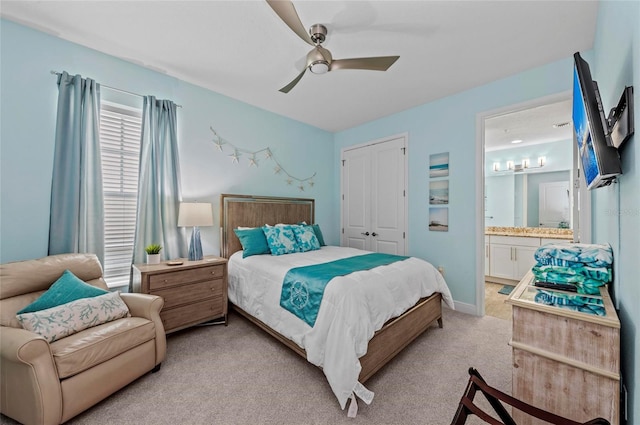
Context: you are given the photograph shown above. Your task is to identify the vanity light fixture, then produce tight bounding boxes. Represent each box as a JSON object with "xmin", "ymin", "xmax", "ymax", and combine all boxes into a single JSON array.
[
  {"xmin": 511, "ymin": 139, "xmax": 523, "ymax": 144},
  {"xmin": 492, "ymin": 157, "xmax": 547, "ymax": 173}
]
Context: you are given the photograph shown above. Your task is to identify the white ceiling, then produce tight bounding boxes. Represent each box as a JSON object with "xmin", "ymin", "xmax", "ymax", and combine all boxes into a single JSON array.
[
  {"xmin": 1, "ymin": 0, "xmax": 597, "ymax": 139},
  {"xmin": 485, "ymin": 98, "xmax": 573, "ymax": 152}
]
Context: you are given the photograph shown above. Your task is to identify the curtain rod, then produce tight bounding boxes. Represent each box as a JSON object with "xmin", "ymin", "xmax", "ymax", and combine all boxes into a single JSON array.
[{"xmin": 50, "ymin": 70, "xmax": 182, "ymax": 108}]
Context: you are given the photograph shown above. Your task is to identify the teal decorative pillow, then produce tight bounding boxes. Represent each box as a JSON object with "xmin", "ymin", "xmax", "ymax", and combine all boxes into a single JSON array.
[
  {"xmin": 297, "ymin": 222, "xmax": 326, "ymax": 247},
  {"xmin": 292, "ymin": 225, "xmax": 320, "ymax": 252},
  {"xmin": 312, "ymin": 224, "xmax": 326, "ymax": 246},
  {"xmin": 262, "ymin": 225, "xmax": 300, "ymax": 255},
  {"xmin": 17, "ymin": 269, "xmax": 108, "ymax": 314},
  {"xmin": 234, "ymin": 227, "xmax": 271, "ymax": 258},
  {"xmin": 16, "ymin": 291, "xmax": 131, "ymax": 343}
]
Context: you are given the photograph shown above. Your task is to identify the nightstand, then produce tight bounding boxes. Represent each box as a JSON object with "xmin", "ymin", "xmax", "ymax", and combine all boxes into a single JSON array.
[{"xmin": 132, "ymin": 256, "xmax": 228, "ymax": 333}]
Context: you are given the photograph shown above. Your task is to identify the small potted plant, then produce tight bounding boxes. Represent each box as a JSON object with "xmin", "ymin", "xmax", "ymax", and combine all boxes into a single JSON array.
[{"xmin": 145, "ymin": 244, "xmax": 162, "ymax": 264}]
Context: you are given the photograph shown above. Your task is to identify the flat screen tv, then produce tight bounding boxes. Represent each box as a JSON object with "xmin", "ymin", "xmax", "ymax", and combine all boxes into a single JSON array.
[{"xmin": 573, "ymin": 52, "xmax": 622, "ymax": 190}]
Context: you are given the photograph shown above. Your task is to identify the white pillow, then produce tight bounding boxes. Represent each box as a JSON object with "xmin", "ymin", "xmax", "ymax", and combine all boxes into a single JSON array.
[{"xmin": 17, "ymin": 291, "xmax": 131, "ymax": 343}]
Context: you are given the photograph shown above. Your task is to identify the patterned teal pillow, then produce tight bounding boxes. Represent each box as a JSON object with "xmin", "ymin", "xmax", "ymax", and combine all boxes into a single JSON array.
[
  {"xmin": 262, "ymin": 225, "xmax": 300, "ymax": 255},
  {"xmin": 312, "ymin": 224, "xmax": 326, "ymax": 246},
  {"xmin": 234, "ymin": 227, "xmax": 271, "ymax": 258},
  {"xmin": 297, "ymin": 222, "xmax": 326, "ymax": 246},
  {"xmin": 292, "ymin": 225, "xmax": 320, "ymax": 252},
  {"xmin": 17, "ymin": 269, "xmax": 108, "ymax": 314},
  {"xmin": 16, "ymin": 291, "xmax": 130, "ymax": 343}
]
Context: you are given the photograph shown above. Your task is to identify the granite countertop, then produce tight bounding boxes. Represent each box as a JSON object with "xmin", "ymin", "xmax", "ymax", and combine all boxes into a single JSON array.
[{"xmin": 485, "ymin": 226, "xmax": 573, "ymax": 240}]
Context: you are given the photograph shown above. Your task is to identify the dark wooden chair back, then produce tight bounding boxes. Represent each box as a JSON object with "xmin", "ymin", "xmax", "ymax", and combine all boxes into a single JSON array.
[{"xmin": 450, "ymin": 368, "xmax": 610, "ymax": 425}]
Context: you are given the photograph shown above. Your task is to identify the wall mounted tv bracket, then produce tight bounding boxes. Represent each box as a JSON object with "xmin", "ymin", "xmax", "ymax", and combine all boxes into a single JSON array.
[{"xmin": 607, "ymin": 86, "xmax": 634, "ymax": 149}]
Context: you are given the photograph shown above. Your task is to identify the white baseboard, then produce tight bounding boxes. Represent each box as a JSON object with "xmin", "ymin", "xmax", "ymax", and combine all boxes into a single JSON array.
[{"xmin": 446, "ymin": 300, "xmax": 479, "ymax": 316}]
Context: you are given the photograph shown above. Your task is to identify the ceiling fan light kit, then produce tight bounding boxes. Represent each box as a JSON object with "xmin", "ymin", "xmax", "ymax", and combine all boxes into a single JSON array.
[
  {"xmin": 310, "ymin": 61, "xmax": 329, "ymax": 75},
  {"xmin": 266, "ymin": 0, "xmax": 400, "ymax": 93}
]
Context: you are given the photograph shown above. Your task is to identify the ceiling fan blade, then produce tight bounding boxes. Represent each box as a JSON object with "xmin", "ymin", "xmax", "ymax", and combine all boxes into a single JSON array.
[
  {"xmin": 266, "ymin": 0, "xmax": 314, "ymax": 46},
  {"xmin": 330, "ymin": 56, "xmax": 400, "ymax": 72},
  {"xmin": 279, "ymin": 68, "xmax": 307, "ymax": 93}
]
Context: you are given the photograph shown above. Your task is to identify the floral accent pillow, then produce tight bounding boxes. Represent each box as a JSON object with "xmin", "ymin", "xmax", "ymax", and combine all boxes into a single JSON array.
[
  {"xmin": 292, "ymin": 225, "xmax": 320, "ymax": 252},
  {"xmin": 262, "ymin": 225, "xmax": 300, "ymax": 256},
  {"xmin": 17, "ymin": 292, "xmax": 131, "ymax": 343}
]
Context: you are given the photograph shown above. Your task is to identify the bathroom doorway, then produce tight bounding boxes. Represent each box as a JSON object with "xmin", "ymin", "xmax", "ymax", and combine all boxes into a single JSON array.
[{"xmin": 477, "ymin": 92, "xmax": 590, "ymax": 319}]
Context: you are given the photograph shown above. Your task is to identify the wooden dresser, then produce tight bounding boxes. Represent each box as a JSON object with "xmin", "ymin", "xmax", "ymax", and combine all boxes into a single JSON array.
[
  {"xmin": 506, "ymin": 271, "xmax": 620, "ymax": 425},
  {"xmin": 132, "ymin": 256, "xmax": 228, "ymax": 333}
]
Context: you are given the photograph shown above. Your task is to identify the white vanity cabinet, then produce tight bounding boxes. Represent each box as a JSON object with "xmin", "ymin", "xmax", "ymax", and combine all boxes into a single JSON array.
[{"xmin": 488, "ymin": 236, "xmax": 539, "ymax": 281}]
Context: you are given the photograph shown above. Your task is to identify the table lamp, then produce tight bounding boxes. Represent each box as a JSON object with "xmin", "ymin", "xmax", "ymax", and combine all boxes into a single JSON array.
[{"xmin": 178, "ymin": 202, "xmax": 214, "ymax": 261}]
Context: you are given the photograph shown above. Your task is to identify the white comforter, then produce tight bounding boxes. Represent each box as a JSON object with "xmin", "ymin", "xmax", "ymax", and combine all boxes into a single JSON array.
[{"xmin": 227, "ymin": 246, "xmax": 454, "ymax": 410}]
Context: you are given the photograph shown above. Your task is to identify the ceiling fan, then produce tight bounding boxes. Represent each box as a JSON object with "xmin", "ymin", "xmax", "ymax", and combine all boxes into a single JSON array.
[{"xmin": 266, "ymin": 0, "xmax": 400, "ymax": 93}]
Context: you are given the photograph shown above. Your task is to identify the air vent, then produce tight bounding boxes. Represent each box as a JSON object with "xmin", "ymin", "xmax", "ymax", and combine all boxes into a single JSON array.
[{"xmin": 553, "ymin": 121, "xmax": 571, "ymax": 128}]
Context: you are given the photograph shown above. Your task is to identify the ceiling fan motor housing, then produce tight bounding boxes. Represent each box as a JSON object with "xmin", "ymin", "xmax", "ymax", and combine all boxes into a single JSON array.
[{"xmin": 309, "ymin": 24, "xmax": 327, "ymax": 44}]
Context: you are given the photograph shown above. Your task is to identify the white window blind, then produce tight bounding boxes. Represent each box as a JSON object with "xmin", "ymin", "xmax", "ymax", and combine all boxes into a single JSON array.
[{"xmin": 99, "ymin": 102, "xmax": 142, "ymax": 288}]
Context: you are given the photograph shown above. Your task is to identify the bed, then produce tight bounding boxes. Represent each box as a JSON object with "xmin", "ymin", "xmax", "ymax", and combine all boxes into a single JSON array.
[{"xmin": 220, "ymin": 193, "xmax": 454, "ymax": 414}]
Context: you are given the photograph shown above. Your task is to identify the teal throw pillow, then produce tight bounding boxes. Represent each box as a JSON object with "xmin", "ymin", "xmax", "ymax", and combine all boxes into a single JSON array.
[
  {"xmin": 262, "ymin": 225, "xmax": 300, "ymax": 256},
  {"xmin": 234, "ymin": 227, "xmax": 271, "ymax": 258},
  {"xmin": 312, "ymin": 224, "xmax": 326, "ymax": 246},
  {"xmin": 17, "ymin": 269, "xmax": 108, "ymax": 314},
  {"xmin": 292, "ymin": 225, "xmax": 320, "ymax": 252}
]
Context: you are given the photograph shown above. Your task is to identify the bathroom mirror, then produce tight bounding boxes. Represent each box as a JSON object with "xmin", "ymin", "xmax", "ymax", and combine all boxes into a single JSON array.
[{"xmin": 485, "ymin": 168, "xmax": 571, "ymax": 228}]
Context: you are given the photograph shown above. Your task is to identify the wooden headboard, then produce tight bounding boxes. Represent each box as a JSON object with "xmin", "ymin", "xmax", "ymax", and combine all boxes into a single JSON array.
[{"xmin": 219, "ymin": 194, "xmax": 315, "ymax": 258}]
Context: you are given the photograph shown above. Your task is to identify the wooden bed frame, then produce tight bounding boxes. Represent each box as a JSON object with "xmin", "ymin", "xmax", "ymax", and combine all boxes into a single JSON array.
[{"xmin": 220, "ymin": 193, "xmax": 443, "ymax": 383}]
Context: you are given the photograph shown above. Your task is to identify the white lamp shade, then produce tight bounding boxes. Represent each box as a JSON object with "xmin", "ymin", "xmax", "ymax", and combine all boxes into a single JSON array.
[{"xmin": 178, "ymin": 202, "xmax": 214, "ymax": 227}]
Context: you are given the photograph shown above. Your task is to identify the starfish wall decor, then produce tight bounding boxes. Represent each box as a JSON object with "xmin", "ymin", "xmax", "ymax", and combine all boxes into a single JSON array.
[{"xmin": 210, "ymin": 127, "xmax": 317, "ymax": 191}]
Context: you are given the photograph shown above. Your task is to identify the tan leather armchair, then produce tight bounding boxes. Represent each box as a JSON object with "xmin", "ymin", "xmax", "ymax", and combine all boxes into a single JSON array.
[{"xmin": 0, "ymin": 253, "xmax": 166, "ymax": 425}]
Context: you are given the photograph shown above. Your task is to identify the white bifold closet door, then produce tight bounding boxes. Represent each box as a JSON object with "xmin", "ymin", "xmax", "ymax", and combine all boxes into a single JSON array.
[{"xmin": 341, "ymin": 136, "xmax": 406, "ymax": 255}]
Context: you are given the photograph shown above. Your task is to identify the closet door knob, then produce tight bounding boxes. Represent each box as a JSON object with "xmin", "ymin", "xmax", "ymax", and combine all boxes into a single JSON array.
[
  {"xmin": 361, "ymin": 232, "xmax": 370, "ymax": 236},
  {"xmin": 371, "ymin": 232, "xmax": 378, "ymax": 237}
]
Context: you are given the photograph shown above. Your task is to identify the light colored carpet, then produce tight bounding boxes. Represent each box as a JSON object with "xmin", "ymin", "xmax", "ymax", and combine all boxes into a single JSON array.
[{"xmin": 2, "ymin": 308, "xmax": 512, "ymax": 425}]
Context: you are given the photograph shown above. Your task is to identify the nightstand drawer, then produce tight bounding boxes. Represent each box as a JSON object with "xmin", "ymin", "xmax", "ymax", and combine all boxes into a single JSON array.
[
  {"xmin": 149, "ymin": 265, "xmax": 224, "ymax": 290},
  {"xmin": 160, "ymin": 296, "xmax": 224, "ymax": 332},
  {"xmin": 152, "ymin": 279, "xmax": 223, "ymax": 309}
]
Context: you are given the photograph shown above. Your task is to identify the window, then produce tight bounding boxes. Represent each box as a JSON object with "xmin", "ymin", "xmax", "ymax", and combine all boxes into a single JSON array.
[{"xmin": 99, "ymin": 101, "xmax": 142, "ymax": 288}]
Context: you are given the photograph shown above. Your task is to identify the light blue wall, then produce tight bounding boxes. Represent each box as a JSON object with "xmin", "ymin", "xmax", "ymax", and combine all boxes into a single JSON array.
[
  {"xmin": 0, "ymin": 19, "xmax": 335, "ymax": 263},
  {"xmin": 334, "ymin": 58, "xmax": 574, "ymax": 307},
  {"xmin": 591, "ymin": 1, "xmax": 639, "ymax": 423}
]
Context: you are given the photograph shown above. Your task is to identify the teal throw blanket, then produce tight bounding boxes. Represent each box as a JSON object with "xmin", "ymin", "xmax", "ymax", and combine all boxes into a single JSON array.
[
  {"xmin": 534, "ymin": 290, "xmax": 605, "ymax": 316},
  {"xmin": 532, "ymin": 265, "xmax": 608, "ymax": 295},
  {"xmin": 280, "ymin": 253, "xmax": 408, "ymax": 327},
  {"xmin": 534, "ymin": 243, "xmax": 613, "ymax": 268}
]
